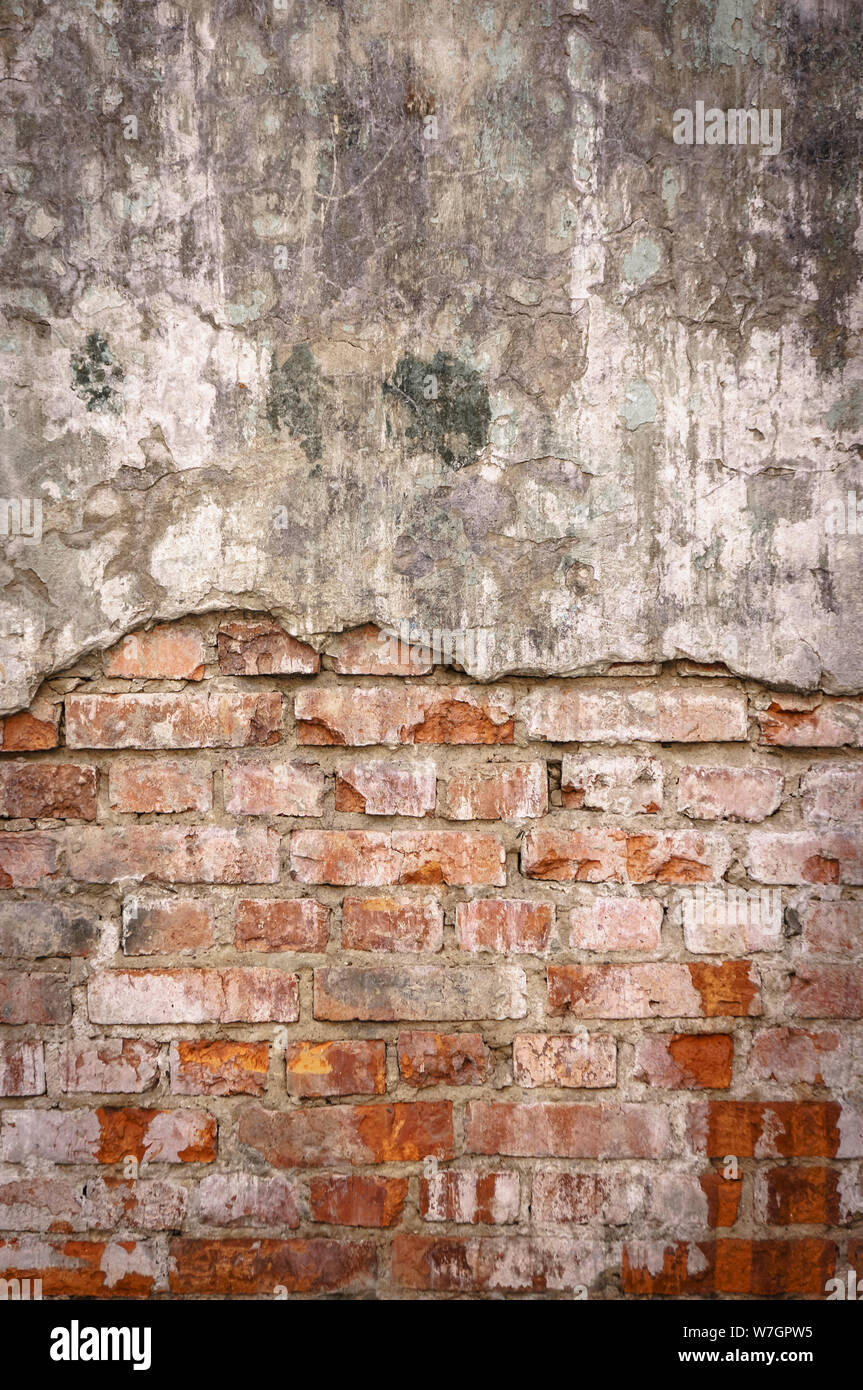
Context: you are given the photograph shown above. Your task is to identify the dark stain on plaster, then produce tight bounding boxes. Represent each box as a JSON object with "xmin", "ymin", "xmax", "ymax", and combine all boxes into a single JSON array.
[
  {"xmin": 266, "ymin": 345, "xmax": 324, "ymax": 462},
  {"xmin": 70, "ymin": 332, "xmax": 124, "ymax": 414},
  {"xmin": 382, "ymin": 352, "xmax": 491, "ymax": 469}
]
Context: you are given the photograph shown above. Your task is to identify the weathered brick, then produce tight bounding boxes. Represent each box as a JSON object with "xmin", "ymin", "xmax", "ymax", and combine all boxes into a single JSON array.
[
  {"xmin": 754, "ymin": 1167, "xmax": 842, "ymax": 1226},
  {"xmin": 0, "ymin": 832, "xmax": 58, "ymax": 886},
  {"xmin": 680, "ymin": 885, "xmax": 784, "ymax": 953},
  {"xmin": 746, "ymin": 831, "xmax": 863, "ymax": 884},
  {"xmin": 569, "ymin": 898, "xmax": 663, "ymax": 950},
  {"xmin": 0, "ymin": 1237, "xmax": 159, "ymax": 1298},
  {"xmin": 787, "ymin": 964, "xmax": 863, "ymax": 1018},
  {"xmin": 420, "ymin": 1171, "xmax": 519, "ymax": 1224},
  {"xmin": 315, "ymin": 964, "xmax": 527, "ymax": 1021},
  {"xmin": 0, "ymin": 900, "xmax": 100, "ymax": 957},
  {"xmin": 521, "ymin": 685, "xmax": 747, "ymax": 743},
  {"xmin": 465, "ymin": 1101, "xmax": 674, "ymax": 1158},
  {"xmin": 217, "ymin": 619, "xmax": 320, "ymax": 675},
  {"xmin": 455, "ymin": 899, "xmax": 554, "ymax": 954},
  {"xmin": 687, "ymin": 1101, "xmax": 862, "ymax": 1157},
  {"xmin": 632, "ymin": 1034, "xmax": 733, "ymax": 1089},
  {"xmin": 335, "ymin": 759, "xmax": 436, "ymax": 816},
  {"xmin": 800, "ymin": 901, "xmax": 863, "ymax": 953},
  {"xmin": 393, "ymin": 1234, "xmax": 612, "ymax": 1293},
  {"xmin": 66, "ymin": 691, "xmax": 281, "ymax": 749},
  {"xmin": 326, "ymin": 624, "xmax": 433, "ymax": 676},
  {"xmin": 0, "ymin": 1107, "xmax": 217, "ymax": 1164},
  {"xmin": 109, "ymin": 761, "xmax": 212, "ymax": 813},
  {"xmin": 0, "ymin": 1041, "xmax": 45, "ymax": 1096},
  {"xmin": 676, "ymin": 765, "xmax": 783, "ymax": 822},
  {"xmin": 225, "ymin": 760, "xmax": 325, "ymax": 816},
  {"xmin": 0, "ymin": 702, "xmax": 59, "ymax": 752},
  {"xmin": 521, "ymin": 828, "xmax": 627, "ymax": 882},
  {"xmin": 88, "ymin": 968, "xmax": 299, "ymax": 1023},
  {"xmin": 103, "ymin": 625, "xmax": 206, "ymax": 680},
  {"xmin": 234, "ymin": 898, "xmax": 328, "ymax": 952},
  {"xmin": 512, "ymin": 1033, "xmax": 617, "ymax": 1088},
  {"xmin": 70, "ymin": 826, "xmax": 280, "ymax": 883},
  {"xmin": 801, "ymin": 764, "xmax": 863, "ymax": 825},
  {"xmin": 170, "ymin": 1040, "xmax": 269, "ymax": 1096},
  {"xmin": 748, "ymin": 1027, "xmax": 855, "ymax": 1086},
  {"xmin": 238, "ymin": 1101, "xmax": 453, "ymax": 1167},
  {"xmin": 194, "ymin": 1173, "xmax": 299, "ymax": 1228},
  {"xmin": 625, "ymin": 832, "xmax": 733, "ymax": 884},
  {"xmin": 0, "ymin": 1176, "xmax": 186, "ymax": 1233},
  {"xmin": 285, "ymin": 1040, "xmax": 386, "ymax": 1098},
  {"xmin": 0, "ymin": 762, "xmax": 97, "ymax": 820},
  {"xmin": 757, "ymin": 695, "xmax": 863, "ymax": 747},
  {"xmin": 397, "ymin": 1031, "xmax": 492, "ymax": 1087},
  {"xmin": 0, "ymin": 971, "xmax": 69, "ymax": 1024},
  {"xmin": 622, "ymin": 1238, "xmax": 835, "ymax": 1297},
  {"xmin": 59, "ymin": 1039, "xmax": 161, "ymax": 1094},
  {"xmin": 291, "ymin": 828, "xmax": 505, "ymax": 886},
  {"xmin": 341, "ymin": 895, "xmax": 443, "ymax": 952},
  {"xmin": 295, "ymin": 686, "xmax": 514, "ymax": 746},
  {"xmin": 122, "ymin": 898, "xmax": 214, "ymax": 954},
  {"xmin": 548, "ymin": 962, "xmax": 761, "ymax": 1019},
  {"xmin": 169, "ymin": 1237, "xmax": 375, "ymax": 1295},
  {"xmin": 309, "ymin": 1175, "xmax": 408, "ymax": 1227},
  {"xmin": 445, "ymin": 763, "xmax": 547, "ymax": 820},
  {"xmin": 531, "ymin": 1170, "xmax": 638, "ymax": 1225},
  {"xmin": 561, "ymin": 753, "xmax": 662, "ymax": 814}
]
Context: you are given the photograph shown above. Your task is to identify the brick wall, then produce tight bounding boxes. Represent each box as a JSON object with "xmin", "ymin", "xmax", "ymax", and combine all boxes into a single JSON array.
[{"xmin": 0, "ymin": 613, "xmax": 861, "ymax": 1299}]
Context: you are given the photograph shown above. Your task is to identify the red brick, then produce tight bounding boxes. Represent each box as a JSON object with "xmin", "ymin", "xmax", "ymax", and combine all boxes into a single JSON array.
[
  {"xmin": 801, "ymin": 764, "xmax": 863, "ymax": 825},
  {"xmin": 561, "ymin": 753, "xmax": 662, "ymax": 814},
  {"xmin": 0, "ymin": 901, "xmax": 100, "ymax": 957},
  {"xmin": 800, "ymin": 901, "xmax": 863, "ymax": 953},
  {"xmin": 521, "ymin": 829, "xmax": 627, "ymax": 882},
  {"xmin": 122, "ymin": 898, "xmax": 215, "ymax": 954},
  {"xmin": 455, "ymin": 899, "xmax": 554, "ymax": 954},
  {"xmin": 103, "ymin": 625, "xmax": 206, "ymax": 680},
  {"xmin": 335, "ymin": 759, "xmax": 436, "ymax": 816},
  {"xmin": 531, "ymin": 1170, "xmax": 639, "ymax": 1224},
  {"xmin": 787, "ymin": 964, "xmax": 863, "ymax": 1018},
  {"xmin": 512, "ymin": 1033, "xmax": 616, "ymax": 1088},
  {"xmin": 676, "ymin": 765, "xmax": 783, "ymax": 822},
  {"xmin": 0, "ymin": 702, "xmax": 59, "ymax": 751},
  {"xmin": 225, "ymin": 760, "xmax": 325, "ymax": 816},
  {"xmin": 194, "ymin": 1173, "xmax": 299, "ymax": 1228},
  {"xmin": 0, "ymin": 1237, "xmax": 158, "ymax": 1298},
  {"xmin": 755, "ymin": 1167, "xmax": 841, "ymax": 1225},
  {"xmin": 746, "ymin": 831, "xmax": 863, "ymax": 884},
  {"xmin": 622, "ymin": 1238, "xmax": 835, "ymax": 1296},
  {"xmin": 0, "ymin": 762, "xmax": 96, "ymax": 820},
  {"xmin": 109, "ymin": 761, "xmax": 211, "ymax": 813},
  {"xmin": 420, "ymin": 1171, "xmax": 519, "ymax": 1224},
  {"xmin": 625, "ymin": 831, "xmax": 733, "ymax": 884},
  {"xmin": 315, "ymin": 964, "xmax": 526, "ymax": 1021},
  {"xmin": 757, "ymin": 695, "xmax": 863, "ymax": 747},
  {"xmin": 681, "ymin": 885, "xmax": 783, "ymax": 953},
  {"xmin": 632, "ymin": 1034, "xmax": 733, "ymax": 1089},
  {"xmin": 238, "ymin": 1101, "xmax": 454, "ymax": 1167},
  {"xmin": 291, "ymin": 828, "xmax": 505, "ymax": 886},
  {"xmin": 341, "ymin": 895, "xmax": 443, "ymax": 951},
  {"xmin": 170, "ymin": 1040, "xmax": 269, "ymax": 1096},
  {"xmin": 0, "ymin": 1107, "xmax": 216, "ymax": 1164},
  {"xmin": 70, "ymin": 826, "xmax": 280, "ymax": 883},
  {"xmin": 0, "ymin": 1176, "xmax": 186, "ymax": 1233},
  {"xmin": 748, "ymin": 1027, "xmax": 853, "ymax": 1086},
  {"xmin": 445, "ymin": 763, "xmax": 547, "ymax": 820},
  {"xmin": 234, "ymin": 898, "xmax": 328, "ymax": 952},
  {"xmin": 521, "ymin": 685, "xmax": 747, "ymax": 743},
  {"xmin": 393, "ymin": 1234, "xmax": 611, "ymax": 1293},
  {"xmin": 569, "ymin": 898, "xmax": 662, "ymax": 950},
  {"xmin": 464, "ymin": 1101, "xmax": 674, "ymax": 1157},
  {"xmin": 687, "ymin": 1101, "xmax": 860, "ymax": 1157},
  {"xmin": 398, "ymin": 1031, "xmax": 492, "ymax": 1087},
  {"xmin": 169, "ymin": 1237, "xmax": 375, "ymax": 1295},
  {"xmin": 0, "ymin": 832, "xmax": 58, "ymax": 886},
  {"xmin": 0, "ymin": 1041, "xmax": 45, "ymax": 1096},
  {"xmin": 295, "ymin": 686, "xmax": 514, "ymax": 746},
  {"xmin": 66, "ymin": 691, "xmax": 281, "ymax": 749},
  {"xmin": 0, "ymin": 971, "xmax": 69, "ymax": 1024},
  {"xmin": 548, "ymin": 962, "xmax": 760, "ymax": 1019},
  {"xmin": 217, "ymin": 619, "xmax": 319, "ymax": 675},
  {"xmin": 88, "ymin": 967, "xmax": 299, "ymax": 1023},
  {"xmin": 326, "ymin": 624, "xmax": 433, "ymax": 676},
  {"xmin": 59, "ymin": 1039, "xmax": 161, "ymax": 1094},
  {"xmin": 309, "ymin": 1175, "xmax": 407, "ymax": 1227},
  {"xmin": 285, "ymin": 1040, "xmax": 386, "ymax": 1097}
]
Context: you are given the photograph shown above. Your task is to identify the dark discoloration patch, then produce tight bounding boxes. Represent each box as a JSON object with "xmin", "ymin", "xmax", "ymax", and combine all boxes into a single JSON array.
[
  {"xmin": 266, "ymin": 345, "xmax": 324, "ymax": 462},
  {"xmin": 70, "ymin": 332, "xmax": 124, "ymax": 413},
  {"xmin": 383, "ymin": 352, "xmax": 491, "ymax": 469}
]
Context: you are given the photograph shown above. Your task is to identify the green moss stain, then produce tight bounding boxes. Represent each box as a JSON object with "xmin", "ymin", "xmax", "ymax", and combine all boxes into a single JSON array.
[
  {"xmin": 70, "ymin": 331, "xmax": 124, "ymax": 413},
  {"xmin": 266, "ymin": 345, "xmax": 323, "ymax": 463},
  {"xmin": 382, "ymin": 351, "xmax": 491, "ymax": 469}
]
